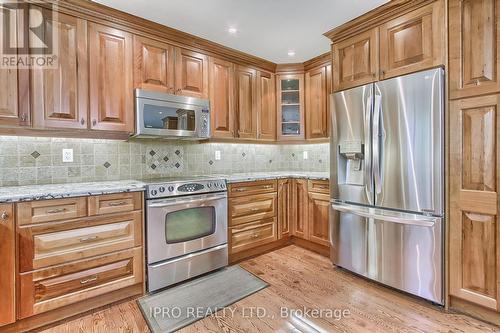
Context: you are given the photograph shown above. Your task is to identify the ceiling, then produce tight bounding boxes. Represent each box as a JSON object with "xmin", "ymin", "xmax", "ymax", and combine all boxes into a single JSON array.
[{"xmin": 93, "ymin": 0, "xmax": 388, "ymax": 64}]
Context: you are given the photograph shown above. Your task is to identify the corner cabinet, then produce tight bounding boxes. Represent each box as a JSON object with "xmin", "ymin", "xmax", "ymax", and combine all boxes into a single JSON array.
[
  {"xmin": 305, "ymin": 65, "xmax": 329, "ymax": 139},
  {"xmin": 277, "ymin": 74, "xmax": 305, "ymax": 141},
  {"xmin": 89, "ymin": 23, "xmax": 134, "ymax": 133},
  {"xmin": 0, "ymin": 204, "xmax": 15, "ymax": 327},
  {"xmin": 332, "ymin": 28, "xmax": 379, "ymax": 91},
  {"xmin": 449, "ymin": 0, "xmax": 500, "ymax": 99}
]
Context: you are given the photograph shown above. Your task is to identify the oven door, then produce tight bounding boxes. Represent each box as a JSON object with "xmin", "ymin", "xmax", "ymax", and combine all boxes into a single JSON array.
[{"xmin": 146, "ymin": 192, "xmax": 227, "ymax": 264}]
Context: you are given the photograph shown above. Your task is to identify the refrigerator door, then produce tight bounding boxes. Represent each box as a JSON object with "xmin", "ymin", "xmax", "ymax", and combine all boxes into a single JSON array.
[
  {"xmin": 373, "ymin": 68, "xmax": 444, "ymax": 215},
  {"xmin": 332, "ymin": 84, "xmax": 374, "ymax": 206},
  {"xmin": 331, "ymin": 201, "xmax": 443, "ymax": 304}
]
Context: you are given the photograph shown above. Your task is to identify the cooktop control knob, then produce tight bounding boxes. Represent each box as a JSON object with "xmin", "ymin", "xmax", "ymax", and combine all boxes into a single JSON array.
[
  {"xmin": 168, "ymin": 186, "xmax": 175, "ymax": 192},
  {"xmin": 207, "ymin": 182, "xmax": 212, "ymax": 188},
  {"xmin": 159, "ymin": 186, "xmax": 165, "ymax": 193},
  {"xmin": 151, "ymin": 189, "xmax": 158, "ymax": 196}
]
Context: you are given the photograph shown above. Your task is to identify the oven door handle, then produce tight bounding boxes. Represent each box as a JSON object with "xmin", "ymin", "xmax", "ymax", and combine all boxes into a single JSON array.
[{"xmin": 148, "ymin": 194, "xmax": 226, "ymax": 208}]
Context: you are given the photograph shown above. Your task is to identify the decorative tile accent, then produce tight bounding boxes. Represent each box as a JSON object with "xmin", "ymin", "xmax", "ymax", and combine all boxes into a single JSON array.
[
  {"xmin": 163, "ymin": 156, "xmax": 169, "ymax": 162},
  {"xmin": 242, "ymin": 152, "xmax": 246, "ymax": 157},
  {"xmin": 175, "ymin": 150, "xmax": 181, "ymax": 156},
  {"xmin": 149, "ymin": 150, "xmax": 156, "ymax": 156},
  {"xmin": 175, "ymin": 162, "xmax": 180, "ymax": 168},
  {"xmin": 103, "ymin": 162, "xmax": 111, "ymax": 168},
  {"xmin": 150, "ymin": 164, "xmax": 157, "ymax": 170},
  {"xmin": 208, "ymin": 160, "xmax": 214, "ymax": 165},
  {"xmin": 31, "ymin": 151, "xmax": 40, "ymax": 159}
]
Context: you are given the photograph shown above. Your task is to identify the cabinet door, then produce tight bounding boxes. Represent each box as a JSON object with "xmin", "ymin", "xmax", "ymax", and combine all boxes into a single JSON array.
[
  {"xmin": 308, "ymin": 193, "xmax": 330, "ymax": 247},
  {"xmin": 277, "ymin": 74, "xmax": 305, "ymax": 141},
  {"xmin": 31, "ymin": 9, "xmax": 88, "ymax": 129},
  {"xmin": 449, "ymin": 95, "xmax": 500, "ymax": 310},
  {"xmin": 332, "ymin": 28, "xmax": 378, "ymax": 92},
  {"xmin": 326, "ymin": 64, "xmax": 332, "ymax": 137},
  {"xmin": 379, "ymin": 1, "xmax": 444, "ymax": 80},
  {"xmin": 291, "ymin": 179, "xmax": 309, "ymax": 239},
  {"xmin": 174, "ymin": 48, "xmax": 208, "ymax": 98},
  {"xmin": 306, "ymin": 66, "xmax": 328, "ymax": 139},
  {"xmin": 277, "ymin": 179, "xmax": 291, "ymax": 238},
  {"xmin": 0, "ymin": 204, "xmax": 15, "ymax": 326},
  {"xmin": 449, "ymin": 0, "xmax": 500, "ymax": 99},
  {"xmin": 0, "ymin": 5, "xmax": 29, "ymax": 127},
  {"xmin": 89, "ymin": 23, "xmax": 134, "ymax": 133},
  {"xmin": 209, "ymin": 57, "xmax": 235, "ymax": 138},
  {"xmin": 133, "ymin": 35, "xmax": 174, "ymax": 94},
  {"xmin": 235, "ymin": 66, "xmax": 257, "ymax": 139},
  {"xmin": 257, "ymin": 71, "xmax": 276, "ymax": 141}
]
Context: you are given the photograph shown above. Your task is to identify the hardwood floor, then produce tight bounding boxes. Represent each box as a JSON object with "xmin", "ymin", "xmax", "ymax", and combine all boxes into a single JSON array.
[{"xmin": 37, "ymin": 245, "xmax": 499, "ymax": 333}]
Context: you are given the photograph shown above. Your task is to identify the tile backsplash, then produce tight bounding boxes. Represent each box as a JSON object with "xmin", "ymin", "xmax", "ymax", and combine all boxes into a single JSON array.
[{"xmin": 0, "ymin": 136, "xmax": 329, "ymax": 186}]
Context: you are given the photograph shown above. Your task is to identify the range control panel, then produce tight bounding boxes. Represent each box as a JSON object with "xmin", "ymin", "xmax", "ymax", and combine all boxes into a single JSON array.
[{"xmin": 146, "ymin": 179, "xmax": 227, "ymax": 199}]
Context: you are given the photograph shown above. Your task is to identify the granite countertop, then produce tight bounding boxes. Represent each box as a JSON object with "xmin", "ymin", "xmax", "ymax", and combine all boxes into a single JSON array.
[
  {"xmin": 0, "ymin": 172, "xmax": 329, "ymax": 203},
  {"xmin": 0, "ymin": 180, "xmax": 147, "ymax": 203}
]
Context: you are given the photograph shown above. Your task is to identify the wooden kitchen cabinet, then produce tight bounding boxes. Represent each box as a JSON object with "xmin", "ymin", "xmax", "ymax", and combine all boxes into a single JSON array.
[
  {"xmin": 306, "ymin": 65, "xmax": 328, "ymax": 139},
  {"xmin": 449, "ymin": 0, "xmax": 500, "ymax": 99},
  {"xmin": 449, "ymin": 94, "xmax": 500, "ymax": 311},
  {"xmin": 209, "ymin": 57, "xmax": 235, "ymax": 138},
  {"xmin": 0, "ymin": 204, "xmax": 15, "ymax": 327},
  {"xmin": 291, "ymin": 179, "xmax": 309, "ymax": 239},
  {"xmin": 229, "ymin": 193, "xmax": 277, "ymax": 226},
  {"xmin": 133, "ymin": 35, "xmax": 175, "ymax": 94},
  {"xmin": 0, "ymin": 5, "xmax": 29, "ymax": 128},
  {"xmin": 379, "ymin": 0, "xmax": 444, "ymax": 80},
  {"xmin": 308, "ymin": 193, "xmax": 330, "ymax": 247},
  {"xmin": 257, "ymin": 71, "xmax": 276, "ymax": 141},
  {"xmin": 174, "ymin": 48, "xmax": 209, "ymax": 98},
  {"xmin": 89, "ymin": 23, "xmax": 134, "ymax": 133},
  {"xmin": 31, "ymin": 9, "xmax": 88, "ymax": 130},
  {"xmin": 235, "ymin": 65, "xmax": 258, "ymax": 139},
  {"xmin": 332, "ymin": 28, "xmax": 378, "ymax": 91},
  {"xmin": 277, "ymin": 179, "xmax": 291, "ymax": 238},
  {"xmin": 277, "ymin": 74, "xmax": 305, "ymax": 141}
]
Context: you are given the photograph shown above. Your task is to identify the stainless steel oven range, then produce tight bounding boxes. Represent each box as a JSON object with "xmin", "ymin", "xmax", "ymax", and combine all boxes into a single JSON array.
[{"xmin": 145, "ymin": 177, "xmax": 228, "ymax": 292}]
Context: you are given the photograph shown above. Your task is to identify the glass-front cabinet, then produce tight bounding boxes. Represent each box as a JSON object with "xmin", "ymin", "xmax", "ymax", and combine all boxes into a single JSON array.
[{"xmin": 277, "ymin": 74, "xmax": 305, "ymax": 140}]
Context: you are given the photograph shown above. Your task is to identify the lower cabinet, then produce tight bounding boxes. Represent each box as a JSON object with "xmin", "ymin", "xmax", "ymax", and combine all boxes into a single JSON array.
[
  {"xmin": 277, "ymin": 179, "xmax": 291, "ymax": 238},
  {"xmin": 230, "ymin": 218, "xmax": 277, "ymax": 254},
  {"xmin": 0, "ymin": 204, "xmax": 15, "ymax": 327}
]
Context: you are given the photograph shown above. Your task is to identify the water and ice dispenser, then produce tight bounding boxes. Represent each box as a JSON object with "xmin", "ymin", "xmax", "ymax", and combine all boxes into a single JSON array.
[{"xmin": 337, "ymin": 140, "xmax": 364, "ymax": 186}]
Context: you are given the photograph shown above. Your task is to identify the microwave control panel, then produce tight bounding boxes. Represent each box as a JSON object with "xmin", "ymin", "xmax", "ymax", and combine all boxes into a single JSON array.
[{"xmin": 200, "ymin": 109, "xmax": 210, "ymax": 137}]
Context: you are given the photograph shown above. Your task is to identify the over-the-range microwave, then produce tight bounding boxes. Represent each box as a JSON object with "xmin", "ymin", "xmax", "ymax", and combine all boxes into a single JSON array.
[{"xmin": 132, "ymin": 89, "xmax": 210, "ymax": 140}]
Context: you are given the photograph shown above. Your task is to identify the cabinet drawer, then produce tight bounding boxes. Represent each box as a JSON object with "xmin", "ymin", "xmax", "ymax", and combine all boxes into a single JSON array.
[
  {"xmin": 229, "ymin": 193, "xmax": 277, "ymax": 226},
  {"xmin": 17, "ymin": 197, "xmax": 88, "ymax": 226},
  {"xmin": 18, "ymin": 247, "xmax": 142, "ymax": 319},
  {"xmin": 88, "ymin": 192, "xmax": 142, "ymax": 216},
  {"xmin": 308, "ymin": 179, "xmax": 330, "ymax": 194},
  {"xmin": 229, "ymin": 218, "xmax": 277, "ymax": 254},
  {"xmin": 19, "ymin": 211, "xmax": 143, "ymax": 272},
  {"xmin": 229, "ymin": 180, "xmax": 277, "ymax": 197}
]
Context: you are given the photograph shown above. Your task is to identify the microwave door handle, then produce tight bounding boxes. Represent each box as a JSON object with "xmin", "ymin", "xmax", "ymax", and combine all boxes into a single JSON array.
[{"xmin": 372, "ymin": 93, "xmax": 383, "ymax": 195}]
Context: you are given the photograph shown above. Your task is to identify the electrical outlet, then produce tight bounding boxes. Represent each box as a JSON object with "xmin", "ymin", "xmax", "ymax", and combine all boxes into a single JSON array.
[
  {"xmin": 62, "ymin": 149, "xmax": 73, "ymax": 163},
  {"xmin": 303, "ymin": 151, "xmax": 308, "ymax": 160},
  {"xmin": 215, "ymin": 150, "xmax": 221, "ymax": 161}
]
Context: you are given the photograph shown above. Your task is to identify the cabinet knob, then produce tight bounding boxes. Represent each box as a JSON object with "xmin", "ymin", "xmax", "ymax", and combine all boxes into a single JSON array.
[
  {"xmin": 20, "ymin": 113, "xmax": 27, "ymax": 122},
  {"xmin": 80, "ymin": 118, "xmax": 85, "ymax": 125},
  {"xmin": 92, "ymin": 119, "xmax": 97, "ymax": 126},
  {"xmin": 1, "ymin": 211, "xmax": 8, "ymax": 220}
]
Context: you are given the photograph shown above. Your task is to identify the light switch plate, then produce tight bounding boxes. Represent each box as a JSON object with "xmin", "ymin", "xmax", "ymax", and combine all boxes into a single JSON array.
[
  {"xmin": 215, "ymin": 150, "xmax": 221, "ymax": 160},
  {"xmin": 303, "ymin": 151, "xmax": 308, "ymax": 160},
  {"xmin": 62, "ymin": 149, "xmax": 73, "ymax": 163}
]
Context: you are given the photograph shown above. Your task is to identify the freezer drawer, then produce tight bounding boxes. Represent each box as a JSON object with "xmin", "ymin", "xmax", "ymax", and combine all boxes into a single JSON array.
[{"xmin": 330, "ymin": 202, "xmax": 443, "ymax": 304}]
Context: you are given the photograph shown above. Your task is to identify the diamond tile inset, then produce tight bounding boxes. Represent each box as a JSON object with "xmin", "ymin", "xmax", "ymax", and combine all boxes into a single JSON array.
[
  {"xmin": 150, "ymin": 164, "xmax": 157, "ymax": 170},
  {"xmin": 103, "ymin": 162, "xmax": 111, "ymax": 168},
  {"xmin": 149, "ymin": 150, "xmax": 156, "ymax": 156},
  {"xmin": 241, "ymin": 152, "xmax": 246, "ymax": 157},
  {"xmin": 269, "ymin": 160, "xmax": 273, "ymax": 164},
  {"xmin": 163, "ymin": 156, "xmax": 169, "ymax": 162},
  {"xmin": 30, "ymin": 151, "xmax": 40, "ymax": 159},
  {"xmin": 291, "ymin": 153, "xmax": 295, "ymax": 157},
  {"xmin": 208, "ymin": 160, "xmax": 214, "ymax": 165},
  {"xmin": 175, "ymin": 150, "xmax": 181, "ymax": 156},
  {"xmin": 175, "ymin": 162, "xmax": 180, "ymax": 168}
]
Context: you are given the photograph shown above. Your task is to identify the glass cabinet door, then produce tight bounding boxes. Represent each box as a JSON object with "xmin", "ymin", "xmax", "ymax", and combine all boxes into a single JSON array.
[{"xmin": 277, "ymin": 74, "xmax": 305, "ymax": 140}]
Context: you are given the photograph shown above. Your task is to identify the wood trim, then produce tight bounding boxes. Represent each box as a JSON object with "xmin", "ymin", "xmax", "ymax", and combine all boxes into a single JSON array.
[
  {"xmin": 0, "ymin": 204, "xmax": 15, "ymax": 327},
  {"xmin": 228, "ymin": 237, "xmax": 289, "ymax": 264},
  {"xmin": 275, "ymin": 63, "xmax": 305, "ymax": 74},
  {"xmin": 0, "ymin": 128, "xmax": 131, "ymax": 140},
  {"xmin": 450, "ymin": 296, "xmax": 500, "ymax": 328},
  {"xmin": 323, "ymin": 0, "xmax": 436, "ymax": 43},
  {"xmin": 290, "ymin": 236, "xmax": 329, "ymax": 257},
  {"xmin": 303, "ymin": 52, "xmax": 332, "ymax": 71}
]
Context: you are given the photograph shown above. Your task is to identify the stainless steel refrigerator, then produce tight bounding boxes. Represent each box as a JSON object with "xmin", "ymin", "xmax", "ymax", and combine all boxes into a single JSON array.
[{"xmin": 330, "ymin": 68, "xmax": 444, "ymax": 304}]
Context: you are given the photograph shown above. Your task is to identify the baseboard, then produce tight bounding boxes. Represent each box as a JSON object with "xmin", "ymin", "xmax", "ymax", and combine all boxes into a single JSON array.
[
  {"xmin": 229, "ymin": 237, "xmax": 291, "ymax": 264},
  {"xmin": 290, "ymin": 237, "xmax": 330, "ymax": 257},
  {"xmin": 449, "ymin": 296, "xmax": 500, "ymax": 327},
  {"xmin": 0, "ymin": 284, "xmax": 143, "ymax": 333}
]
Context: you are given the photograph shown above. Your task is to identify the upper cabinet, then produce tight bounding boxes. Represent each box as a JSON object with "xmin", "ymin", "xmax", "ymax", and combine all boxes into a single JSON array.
[
  {"xmin": 449, "ymin": 0, "xmax": 500, "ymax": 99},
  {"xmin": 305, "ymin": 65, "xmax": 329, "ymax": 139},
  {"xmin": 277, "ymin": 74, "xmax": 305, "ymax": 141},
  {"xmin": 0, "ymin": 5, "xmax": 29, "ymax": 127},
  {"xmin": 174, "ymin": 48, "xmax": 209, "ymax": 98},
  {"xmin": 89, "ymin": 23, "xmax": 134, "ymax": 133},
  {"xmin": 133, "ymin": 36, "xmax": 175, "ymax": 94},
  {"xmin": 332, "ymin": 28, "xmax": 379, "ymax": 91},
  {"xmin": 209, "ymin": 57, "xmax": 235, "ymax": 138},
  {"xmin": 379, "ymin": 1, "xmax": 445, "ymax": 80},
  {"xmin": 31, "ymin": 9, "xmax": 88, "ymax": 130},
  {"xmin": 257, "ymin": 71, "xmax": 276, "ymax": 141},
  {"xmin": 235, "ymin": 65, "xmax": 258, "ymax": 139}
]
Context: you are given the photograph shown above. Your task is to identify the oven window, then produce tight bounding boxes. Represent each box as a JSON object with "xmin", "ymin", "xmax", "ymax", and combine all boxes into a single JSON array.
[
  {"xmin": 143, "ymin": 104, "xmax": 196, "ymax": 131},
  {"xmin": 165, "ymin": 207, "xmax": 215, "ymax": 243}
]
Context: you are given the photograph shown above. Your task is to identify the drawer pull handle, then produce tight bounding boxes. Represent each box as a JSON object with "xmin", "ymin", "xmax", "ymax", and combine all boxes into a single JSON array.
[
  {"xmin": 79, "ymin": 236, "xmax": 99, "ymax": 243},
  {"xmin": 47, "ymin": 208, "xmax": 67, "ymax": 214},
  {"xmin": 80, "ymin": 275, "xmax": 98, "ymax": 284},
  {"xmin": 108, "ymin": 201, "xmax": 128, "ymax": 207},
  {"xmin": 1, "ymin": 211, "xmax": 8, "ymax": 220},
  {"xmin": 262, "ymin": 185, "xmax": 273, "ymax": 189},
  {"xmin": 252, "ymin": 233, "xmax": 260, "ymax": 238},
  {"xmin": 250, "ymin": 208, "xmax": 260, "ymax": 212},
  {"xmin": 235, "ymin": 188, "xmax": 247, "ymax": 192},
  {"xmin": 317, "ymin": 186, "xmax": 328, "ymax": 189}
]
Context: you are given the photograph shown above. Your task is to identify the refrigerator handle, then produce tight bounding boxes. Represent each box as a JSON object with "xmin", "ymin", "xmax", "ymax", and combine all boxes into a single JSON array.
[
  {"xmin": 372, "ymin": 93, "xmax": 383, "ymax": 194},
  {"xmin": 364, "ymin": 95, "xmax": 373, "ymax": 196}
]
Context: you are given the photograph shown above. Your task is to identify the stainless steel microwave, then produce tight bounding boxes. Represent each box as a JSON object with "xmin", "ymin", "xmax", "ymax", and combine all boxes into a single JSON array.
[{"xmin": 132, "ymin": 89, "xmax": 210, "ymax": 140}]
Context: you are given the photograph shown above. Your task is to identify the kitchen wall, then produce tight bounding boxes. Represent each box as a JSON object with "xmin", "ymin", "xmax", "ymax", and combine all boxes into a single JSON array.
[{"xmin": 0, "ymin": 136, "xmax": 329, "ymax": 186}]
